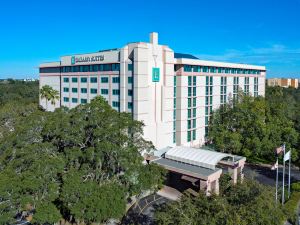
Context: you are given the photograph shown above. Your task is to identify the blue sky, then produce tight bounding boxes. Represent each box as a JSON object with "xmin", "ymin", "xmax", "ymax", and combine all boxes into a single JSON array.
[{"xmin": 0, "ymin": 0, "xmax": 300, "ymax": 79}]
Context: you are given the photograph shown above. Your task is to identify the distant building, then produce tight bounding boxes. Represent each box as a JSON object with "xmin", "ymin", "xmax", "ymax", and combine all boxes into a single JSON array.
[{"xmin": 267, "ymin": 78, "xmax": 299, "ymax": 88}]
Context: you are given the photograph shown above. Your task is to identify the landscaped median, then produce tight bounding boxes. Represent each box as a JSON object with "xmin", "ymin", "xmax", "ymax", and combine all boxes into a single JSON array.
[{"xmin": 283, "ymin": 183, "xmax": 300, "ymax": 225}]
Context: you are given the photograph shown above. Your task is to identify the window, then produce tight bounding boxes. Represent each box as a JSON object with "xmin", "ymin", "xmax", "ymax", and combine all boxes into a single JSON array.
[
  {"xmin": 193, "ymin": 98, "xmax": 196, "ymax": 107},
  {"xmin": 187, "ymin": 131, "xmax": 191, "ymax": 142},
  {"xmin": 203, "ymin": 67, "xmax": 208, "ymax": 73},
  {"xmin": 112, "ymin": 101, "xmax": 120, "ymax": 107},
  {"xmin": 63, "ymin": 87, "xmax": 69, "ymax": 92},
  {"xmin": 72, "ymin": 88, "xmax": 78, "ymax": 93},
  {"xmin": 128, "ymin": 102, "xmax": 133, "ymax": 109},
  {"xmin": 72, "ymin": 77, "xmax": 78, "ymax": 83},
  {"xmin": 128, "ymin": 64, "xmax": 133, "ymax": 71},
  {"xmin": 210, "ymin": 67, "xmax": 216, "ymax": 73},
  {"xmin": 193, "ymin": 76, "xmax": 196, "ymax": 86},
  {"xmin": 188, "ymin": 76, "xmax": 192, "ymax": 86},
  {"xmin": 193, "ymin": 119, "xmax": 196, "ymax": 128},
  {"xmin": 193, "ymin": 66, "xmax": 201, "ymax": 72},
  {"xmin": 193, "ymin": 108, "xmax": 196, "ymax": 117},
  {"xmin": 128, "ymin": 89, "xmax": 133, "ymax": 96},
  {"xmin": 90, "ymin": 77, "xmax": 97, "ymax": 83},
  {"xmin": 101, "ymin": 77, "xmax": 109, "ymax": 83},
  {"xmin": 188, "ymin": 87, "xmax": 192, "ymax": 97},
  {"xmin": 128, "ymin": 76, "xmax": 133, "ymax": 84},
  {"xmin": 112, "ymin": 89, "xmax": 120, "ymax": 95},
  {"xmin": 188, "ymin": 109, "xmax": 191, "ymax": 118},
  {"xmin": 193, "ymin": 87, "xmax": 196, "ymax": 96},
  {"xmin": 112, "ymin": 64, "xmax": 120, "ymax": 71},
  {"xmin": 72, "ymin": 98, "xmax": 78, "ymax": 103},
  {"xmin": 187, "ymin": 120, "xmax": 191, "ymax": 129},
  {"xmin": 81, "ymin": 77, "xmax": 87, "ymax": 83},
  {"xmin": 63, "ymin": 77, "xmax": 69, "ymax": 82},
  {"xmin": 81, "ymin": 88, "xmax": 87, "ymax": 93},
  {"xmin": 90, "ymin": 88, "xmax": 97, "ymax": 94},
  {"xmin": 184, "ymin": 65, "xmax": 192, "ymax": 72},
  {"xmin": 101, "ymin": 89, "xmax": 108, "ymax": 95},
  {"xmin": 192, "ymin": 130, "xmax": 196, "ymax": 140},
  {"xmin": 188, "ymin": 98, "xmax": 191, "ymax": 108},
  {"xmin": 112, "ymin": 77, "xmax": 120, "ymax": 83},
  {"xmin": 81, "ymin": 99, "xmax": 87, "ymax": 104},
  {"xmin": 63, "ymin": 97, "xmax": 69, "ymax": 102}
]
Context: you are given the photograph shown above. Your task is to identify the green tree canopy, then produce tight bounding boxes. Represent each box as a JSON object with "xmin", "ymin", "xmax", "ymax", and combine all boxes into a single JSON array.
[{"xmin": 0, "ymin": 96, "xmax": 165, "ymax": 224}]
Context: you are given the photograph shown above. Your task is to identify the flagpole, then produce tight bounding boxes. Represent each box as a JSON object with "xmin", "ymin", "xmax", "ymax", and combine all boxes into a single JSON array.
[
  {"xmin": 288, "ymin": 149, "xmax": 291, "ymax": 199},
  {"xmin": 282, "ymin": 144, "xmax": 286, "ymax": 205},
  {"xmin": 276, "ymin": 157, "xmax": 278, "ymax": 203}
]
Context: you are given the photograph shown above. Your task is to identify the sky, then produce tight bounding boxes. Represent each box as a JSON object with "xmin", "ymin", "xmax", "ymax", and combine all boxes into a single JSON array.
[{"xmin": 0, "ymin": 0, "xmax": 300, "ymax": 79}]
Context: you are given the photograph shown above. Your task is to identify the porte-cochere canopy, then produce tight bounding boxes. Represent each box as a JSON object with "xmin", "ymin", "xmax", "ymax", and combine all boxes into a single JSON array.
[{"xmin": 164, "ymin": 146, "xmax": 237, "ymax": 170}]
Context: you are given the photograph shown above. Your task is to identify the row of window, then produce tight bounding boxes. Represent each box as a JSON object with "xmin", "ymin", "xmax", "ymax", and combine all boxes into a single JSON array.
[
  {"xmin": 63, "ymin": 87, "xmax": 132, "ymax": 96},
  {"xmin": 182, "ymin": 65, "xmax": 262, "ymax": 75},
  {"xmin": 40, "ymin": 63, "xmax": 121, "ymax": 73},
  {"xmin": 63, "ymin": 76, "xmax": 132, "ymax": 84},
  {"xmin": 63, "ymin": 97, "xmax": 133, "ymax": 109}
]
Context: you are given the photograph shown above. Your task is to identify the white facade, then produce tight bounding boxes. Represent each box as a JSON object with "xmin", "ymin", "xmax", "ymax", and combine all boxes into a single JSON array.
[{"xmin": 39, "ymin": 32, "xmax": 266, "ymax": 149}]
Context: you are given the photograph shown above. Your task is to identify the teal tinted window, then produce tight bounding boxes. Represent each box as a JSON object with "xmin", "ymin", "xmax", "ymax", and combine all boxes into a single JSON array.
[
  {"xmin": 188, "ymin": 87, "xmax": 192, "ymax": 97},
  {"xmin": 188, "ymin": 76, "xmax": 192, "ymax": 86},
  {"xmin": 90, "ymin": 77, "xmax": 97, "ymax": 83},
  {"xmin": 72, "ymin": 77, "xmax": 78, "ymax": 83},
  {"xmin": 90, "ymin": 88, "xmax": 97, "ymax": 94},
  {"xmin": 63, "ymin": 77, "xmax": 69, "ymax": 82},
  {"xmin": 81, "ymin": 99, "xmax": 87, "ymax": 104},
  {"xmin": 101, "ymin": 89, "xmax": 108, "ymax": 95},
  {"xmin": 128, "ymin": 90, "xmax": 133, "ymax": 96},
  {"xmin": 128, "ymin": 102, "xmax": 133, "ymax": 109},
  {"xmin": 128, "ymin": 64, "xmax": 133, "ymax": 71},
  {"xmin": 72, "ymin": 88, "xmax": 78, "ymax": 93},
  {"xmin": 188, "ymin": 98, "xmax": 191, "ymax": 108},
  {"xmin": 112, "ymin": 77, "xmax": 120, "ymax": 83},
  {"xmin": 112, "ymin": 89, "xmax": 120, "ymax": 95},
  {"xmin": 81, "ymin": 88, "xmax": 87, "ymax": 93},
  {"xmin": 112, "ymin": 101, "xmax": 120, "ymax": 107},
  {"xmin": 63, "ymin": 97, "xmax": 69, "ymax": 102},
  {"xmin": 184, "ymin": 65, "xmax": 192, "ymax": 72},
  {"xmin": 192, "ymin": 130, "xmax": 196, "ymax": 140},
  {"xmin": 72, "ymin": 98, "xmax": 78, "ymax": 103},
  {"xmin": 112, "ymin": 64, "xmax": 120, "ymax": 71},
  {"xmin": 101, "ymin": 77, "xmax": 109, "ymax": 83},
  {"xmin": 81, "ymin": 77, "xmax": 87, "ymax": 83},
  {"xmin": 63, "ymin": 87, "xmax": 69, "ymax": 92},
  {"xmin": 187, "ymin": 120, "xmax": 191, "ymax": 129},
  {"xmin": 187, "ymin": 131, "xmax": 191, "ymax": 142},
  {"xmin": 203, "ymin": 67, "xmax": 208, "ymax": 72},
  {"xmin": 128, "ymin": 76, "xmax": 133, "ymax": 84},
  {"xmin": 193, "ymin": 98, "xmax": 196, "ymax": 107}
]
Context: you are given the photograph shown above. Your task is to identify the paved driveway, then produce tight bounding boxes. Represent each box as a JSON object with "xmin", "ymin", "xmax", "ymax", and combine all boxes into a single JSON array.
[{"xmin": 244, "ymin": 164, "xmax": 300, "ymax": 186}]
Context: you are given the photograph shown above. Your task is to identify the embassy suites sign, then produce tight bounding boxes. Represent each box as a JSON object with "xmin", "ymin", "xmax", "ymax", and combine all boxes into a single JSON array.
[{"xmin": 71, "ymin": 55, "xmax": 105, "ymax": 65}]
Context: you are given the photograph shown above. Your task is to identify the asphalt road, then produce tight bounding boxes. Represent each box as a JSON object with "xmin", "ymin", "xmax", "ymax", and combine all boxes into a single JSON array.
[{"xmin": 244, "ymin": 163, "xmax": 300, "ymax": 186}]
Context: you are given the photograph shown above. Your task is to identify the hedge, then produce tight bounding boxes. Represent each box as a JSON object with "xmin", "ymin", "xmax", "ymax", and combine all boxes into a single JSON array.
[{"xmin": 283, "ymin": 191, "xmax": 300, "ymax": 225}]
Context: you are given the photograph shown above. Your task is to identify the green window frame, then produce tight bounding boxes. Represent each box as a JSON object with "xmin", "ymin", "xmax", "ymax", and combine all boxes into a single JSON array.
[
  {"xmin": 72, "ymin": 88, "xmax": 78, "ymax": 93},
  {"xmin": 192, "ymin": 130, "xmax": 196, "ymax": 140},
  {"xmin": 72, "ymin": 77, "xmax": 78, "ymax": 83},
  {"xmin": 112, "ymin": 77, "xmax": 120, "ymax": 83},
  {"xmin": 101, "ymin": 77, "xmax": 109, "ymax": 83},
  {"xmin": 63, "ymin": 87, "xmax": 69, "ymax": 92},
  {"xmin": 188, "ymin": 87, "xmax": 192, "ymax": 97},
  {"xmin": 187, "ymin": 120, "xmax": 191, "ymax": 129},
  {"xmin": 187, "ymin": 131, "xmax": 191, "ymax": 142},
  {"xmin": 128, "ymin": 102, "xmax": 133, "ymax": 109},
  {"xmin": 63, "ymin": 77, "xmax": 69, "ymax": 82},
  {"xmin": 101, "ymin": 89, "xmax": 108, "ymax": 95},
  {"xmin": 90, "ymin": 88, "xmax": 97, "ymax": 94},
  {"xmin": 81, "ymin": 77, "xmax": 87, "ymax": 83},
  {"xmin": 128, "ymin": 89, "xmax": 133, "ymax": 96},
  {"xmin": 188, "ymin": 98, "xmax": 191, "ymax": 108},
  {"xmin": 81, "ymin": 99, "xmax": 87, "ymax": 104},
  {"xmin": 112, "ymin": 101, "xmax": 120, "ymax": 108},
  {"xmin": 81, "ymin": 88, "xmax": 87, "ymax": 93},
  {"xmin": 188, "ymin": 76, "xmax": 192, "ymax": 86},
  {"xmin": 112, "ymin": 89, "xmax": 120, "ymax": 95},
  {"xmin": 128, "ymin": 76, "xmax": 133, "ymax": 84},
  {"xmin": 128, "ymin": 64, "xmax": 133, "ymax": 71},
  {"xmin": 193, "ymin": 98, "xmax": 196, "ymax": 107},
  {"xmin": 188, "ymin": 109, "xmax": 191, "ymax": 118},
  {"xmin": 90, "ymin": 77, "xmax": 97, "ymax": 83},
  {"xmin": 63, "ymin": 97, "xmax": 69, "ymax": 102},
  {"xmin": 72, "ymin": 98, "xmax": 78, "ymax": 103}
]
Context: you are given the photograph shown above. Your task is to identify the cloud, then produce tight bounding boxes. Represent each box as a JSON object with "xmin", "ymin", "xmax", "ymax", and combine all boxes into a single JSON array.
[{"xmin": 195, "ymin": 44, "xmax": 300, "ymax": 66}]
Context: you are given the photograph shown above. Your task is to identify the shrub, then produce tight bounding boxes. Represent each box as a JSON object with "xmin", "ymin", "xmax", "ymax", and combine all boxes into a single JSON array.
[
  {"xmin": 283, "ymin": 192, "xmax": 300, "ymax": 225},
  {"xmin": 291, "ymin": 182, "xmax": 300, "ymax": 192}
]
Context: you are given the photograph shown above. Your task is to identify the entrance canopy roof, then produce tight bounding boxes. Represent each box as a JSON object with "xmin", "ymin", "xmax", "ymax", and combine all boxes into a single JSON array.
[{"xmin": 165, "ymin": 146, "xmax": 235, "ymax": 170}]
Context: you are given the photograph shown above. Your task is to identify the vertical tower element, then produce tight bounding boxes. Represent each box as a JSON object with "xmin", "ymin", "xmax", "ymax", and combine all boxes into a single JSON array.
[{"xmin": 150, "ymin": 32, "xmax": 158, "ymax": 45}]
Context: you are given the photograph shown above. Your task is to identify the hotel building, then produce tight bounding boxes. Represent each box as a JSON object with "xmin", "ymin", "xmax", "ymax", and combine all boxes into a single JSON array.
[{"xmin": 39, "ymin": 32, "xmax": 266, "ymax": 150}]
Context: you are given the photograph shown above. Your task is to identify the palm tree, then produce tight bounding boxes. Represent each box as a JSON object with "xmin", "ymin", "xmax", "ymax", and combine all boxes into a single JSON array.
[{"xmin": 40, "ymin": 85, "xmax": 60, "ymax": 111}]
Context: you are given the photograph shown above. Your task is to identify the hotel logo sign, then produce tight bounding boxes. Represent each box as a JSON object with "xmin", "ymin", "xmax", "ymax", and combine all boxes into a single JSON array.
[
  {"xmin": 152, "ymin": 67, "xmax": 160, "ymax": 82},
  {"xmin": 71, "ymin": 55, "xmax": 105, "ymax": 65}
]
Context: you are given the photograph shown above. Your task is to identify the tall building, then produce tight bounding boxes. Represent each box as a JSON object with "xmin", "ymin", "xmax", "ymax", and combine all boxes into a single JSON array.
[
  {"xmin": 39, "ymin": 32, "xmax": 266, "ymax": 149},
  {"xmin": 267, "ymin": 78, "xmax": 299, "ymax": 88}
]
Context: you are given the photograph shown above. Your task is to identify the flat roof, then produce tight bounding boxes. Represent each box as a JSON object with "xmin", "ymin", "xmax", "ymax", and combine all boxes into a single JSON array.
[{"xmin": 153, "ymin": 158, "xmax": 221, "ymax": 180}]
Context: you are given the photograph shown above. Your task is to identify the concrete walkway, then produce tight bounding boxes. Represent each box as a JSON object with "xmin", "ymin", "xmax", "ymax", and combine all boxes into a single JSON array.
[{"xmin": 157, "ymin": 186, "xmax": 182, "ymax": 201}]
